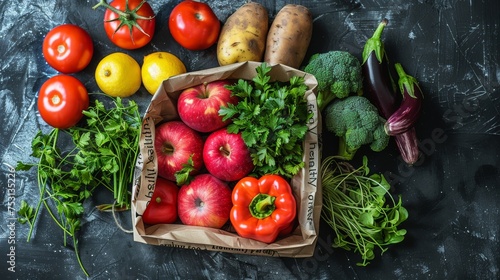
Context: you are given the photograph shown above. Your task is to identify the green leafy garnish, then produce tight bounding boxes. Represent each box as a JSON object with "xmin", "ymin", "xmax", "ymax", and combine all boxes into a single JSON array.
[
  {"xmin": 16, "ymin": 95, "xmax": 141, "ymax": 276},
  {"xmin": 320, "ymin": 155, "xmax": 408, "ymax": 266},
  {"xmin": 174, "ymin": 154, "xmax": 196, "ymax": 186},
  {"xmin": 74, "ymin": 97, "xmax": 141, "ymax": 210},
  {"xmin": 18, "ymin": 200, "xmax": 36, "ymax": 226},
  {"xmin": 219, "ymin": 63, "xmax": 312, "ymax": 178}
]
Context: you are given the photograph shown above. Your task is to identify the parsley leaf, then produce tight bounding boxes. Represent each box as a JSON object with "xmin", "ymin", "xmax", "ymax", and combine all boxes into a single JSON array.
[
  {"xmin": 17, "ymin": 200, "xmax": 36, "ymax": 226},
  {"xmin": 16, "ymin": 94, "xmax": 142, "ymax": 276},
  {"xmin": 174, "ymin": 154, "xmax": 196, "ymax": 186},
  {"xmin": 220, "ymin": 63, "xmax": 313, "ymax": 179}
]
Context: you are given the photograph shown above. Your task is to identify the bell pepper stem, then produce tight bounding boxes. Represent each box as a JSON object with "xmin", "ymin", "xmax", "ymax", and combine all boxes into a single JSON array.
[
  {"xmin": 249, "ymin": 194, "xmax": 276, "ymax": 219},
  {"xmin": 255, "ymin": 195, "xmax": 274, "ymax": 212}
]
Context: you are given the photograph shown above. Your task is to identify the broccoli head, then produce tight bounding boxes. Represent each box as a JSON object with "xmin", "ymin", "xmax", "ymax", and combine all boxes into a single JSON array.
[
  {"xmin": 303, "ymin": 51, "xmax": 363, "ymax": 111},
  {"xmin": 324, "ymin": 96, "xmax": 389, "ymax": 160}
]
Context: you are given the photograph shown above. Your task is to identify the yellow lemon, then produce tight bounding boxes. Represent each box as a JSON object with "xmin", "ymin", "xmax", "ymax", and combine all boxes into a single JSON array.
[
  {"xmin": 95, "ymin": 52, "xmax": 141, "ymax": 98},
  {"xmin": 141, "ymin": 51, "xmax": 187, "ymax": 95}
]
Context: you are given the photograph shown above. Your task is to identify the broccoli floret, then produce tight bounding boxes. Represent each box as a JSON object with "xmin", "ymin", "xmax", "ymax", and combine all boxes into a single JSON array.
[
  {"xmin": 324, "ymin": 96, "xmax": 389, "ymax": 160},
  {"xmin": 304, "ymin": 51, "xmax": 363, "ymax": 111}
]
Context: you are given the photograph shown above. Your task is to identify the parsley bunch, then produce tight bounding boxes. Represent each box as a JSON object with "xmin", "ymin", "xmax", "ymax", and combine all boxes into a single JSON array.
[
  {"xmin": 219, "ymin": 63, "xmax": 312, "ymax": 178},
  {"xmin": 16, "ymin": 96, "xmax": 141, "ymax": 276}
]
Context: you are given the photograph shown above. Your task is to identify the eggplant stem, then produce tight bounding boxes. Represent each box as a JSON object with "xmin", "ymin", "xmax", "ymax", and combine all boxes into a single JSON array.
[
  {"xmin": 394, "ymin": 63, "xmax": 422, "ymax": 99},
  {"xmin": 362, "ymin": 19, "xmax": 389, "ymax": 64}
]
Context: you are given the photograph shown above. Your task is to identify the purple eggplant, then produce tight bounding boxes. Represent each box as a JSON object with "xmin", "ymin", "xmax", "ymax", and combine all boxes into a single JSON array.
[
  {"xmin": 394, "ymin": 128, "xmax": 420, "ymax": 165},
  {"xmin": 361, "ymin": 19, "xmax": 420, "ymax": 165},
  {"xmin": 384, "ymin": 63, "xmax": 423, "ymax": 136},
  {"xmin": 361, "ymin": 18, "xmax": 400, "ymax": 118}
]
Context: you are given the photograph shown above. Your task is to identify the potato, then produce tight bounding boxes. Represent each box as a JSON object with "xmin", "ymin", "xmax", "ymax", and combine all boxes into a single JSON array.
[
  {"xmin": 264, "ymin": 4, "xmax": 313, "ymax": 69},
  {"xmin": 217, "ymin": 2, "xmax": 269, "ymax": 66}
]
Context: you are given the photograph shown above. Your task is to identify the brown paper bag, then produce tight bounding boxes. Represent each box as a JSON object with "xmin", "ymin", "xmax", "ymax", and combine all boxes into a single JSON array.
[{"xmin": 131, "ymin": 61, "xmax": 322, "ymax": 257}]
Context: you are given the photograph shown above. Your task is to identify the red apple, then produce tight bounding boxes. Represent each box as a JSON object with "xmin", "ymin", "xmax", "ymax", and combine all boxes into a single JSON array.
[
  {"xmin": 203, "ymin": 128, "xmax": 254, "ymax": 182},
  {"xmin": 155, "ymin": 121, "xmax": 204, "ymax": 182},
  {"xmin": 177, "ymin": 174, "xmax": 232, "ymax": 228},
  {"xmin": 177, "ymin": 80, "xmax": 238, "ymax": 133}
]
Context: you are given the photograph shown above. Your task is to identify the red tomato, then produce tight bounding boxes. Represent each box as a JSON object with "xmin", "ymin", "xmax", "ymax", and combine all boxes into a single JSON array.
[
  {"xmin": 169, "ymin": 0, "xmax": 221, "ymax": 50},
  {"xmin": 37, "ymin": 75, "xmax": 89, "ymax": 129},
  {"xmin": 96, "ymin": 0, "xmax": 156, "ymax": 50},
  {"xmin": 42, "ymin": 24, "xmax": 94, "ymax": 74},
  {"xmin": 142, "ymin": 177, "xmax": 179, "ymax": 225}
]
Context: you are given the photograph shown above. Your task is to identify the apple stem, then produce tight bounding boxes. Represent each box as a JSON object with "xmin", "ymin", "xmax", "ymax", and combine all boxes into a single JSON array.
[
  {"xmin": 195, "ymin": 197, "xmax": 204, "ymax": 208},
  {"xmin": 249, "ymin": 194, "xmax": 276, "ymax": 219},
  {"xmin": 200, "ymin": 82, "xmax": 210, "ymax": 99},
  {"xmin": 219, "ymin": 146, "xmax": 230, "ymax": 157},
  {"xmin": 162, "ymin": 143, "xmax": 174, "ymax": 154}
]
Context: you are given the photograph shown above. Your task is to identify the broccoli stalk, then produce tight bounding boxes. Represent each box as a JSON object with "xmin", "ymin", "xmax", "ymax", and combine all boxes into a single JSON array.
[
  {"xmin": 324, "ymin": 96, "xmax": 390, "ymax": 160},
  {"xmin": 303, "ymin": 51, "xmax": 363, "ymax": 111},
  {"xmin": 337, "ymin": 135, "xmax": 357, "ymax": 160}
]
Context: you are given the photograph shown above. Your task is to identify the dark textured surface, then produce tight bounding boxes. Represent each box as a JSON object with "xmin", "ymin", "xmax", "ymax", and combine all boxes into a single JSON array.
[{"xmin": 1, "ymin": 0, "xmax": 499, "ymax": 279}]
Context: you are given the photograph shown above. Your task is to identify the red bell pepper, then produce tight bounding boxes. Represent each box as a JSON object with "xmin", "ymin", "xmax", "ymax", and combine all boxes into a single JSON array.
[
  {"xmin": 142, "ymin": 177, "xmax": 178, "ymax": 225},
  {"xmin": 230, "ymin": 174, "xmax": 297, "ymax": 243}
]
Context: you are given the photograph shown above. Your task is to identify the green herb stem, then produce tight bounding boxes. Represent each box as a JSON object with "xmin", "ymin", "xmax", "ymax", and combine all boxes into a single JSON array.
[
  {"xmin": 16, "ymin": 94, "xmax": 141, "ymax": 276},
  {"xmin": 320, "ymin": 155, "xmax": 408, "ymax": 266}
]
